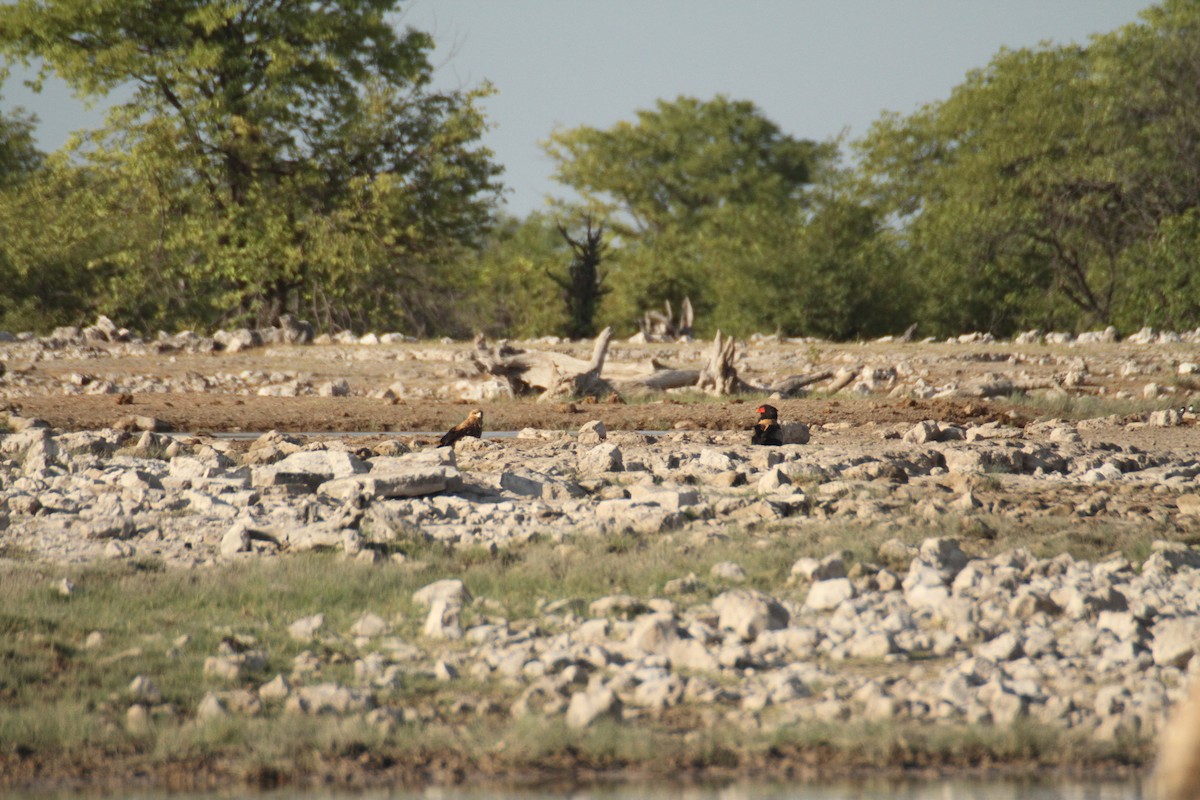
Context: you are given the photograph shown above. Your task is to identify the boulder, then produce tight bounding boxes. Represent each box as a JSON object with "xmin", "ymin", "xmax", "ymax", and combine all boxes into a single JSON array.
[
  {"xmin": 318, "ymin": 467, "xmax": 461, "ymax": 500},
  {"xmin": 712, "ymin": 589, "xmax": 789, "ymax": 642},
  {"xmin": 566, "ymin": 686, "xmax": 620, "ymax": 729}
]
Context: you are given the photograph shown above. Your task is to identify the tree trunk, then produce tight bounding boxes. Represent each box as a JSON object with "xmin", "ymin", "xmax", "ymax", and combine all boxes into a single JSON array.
[
  {"xmin": 696, "ymin": 330, "xmax": 755, "ymax": 395},
  {"xmin": 769, "ymin": 370, "xmax": 834, "ymax": 397},
  {"xmin": 826, "ymin": 367, "xmax": 859, "ymax": 393},
  {"xmin": 615, "ymin": 368, "xmax": 702, "ymax": 393},
  {"xmin": 538, "ymin": 327, "xmax": 614, "ymax": 401}
]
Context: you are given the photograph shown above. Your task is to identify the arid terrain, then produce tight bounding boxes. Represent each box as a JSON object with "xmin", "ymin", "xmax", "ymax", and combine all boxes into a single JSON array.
[
  {"xmin": 3, "ymin": 328, "xmax": 1199, "ymax": 436},
  {"xmin": 2, "ymin": 322, "xmax": 1200, "ymax": 794}
]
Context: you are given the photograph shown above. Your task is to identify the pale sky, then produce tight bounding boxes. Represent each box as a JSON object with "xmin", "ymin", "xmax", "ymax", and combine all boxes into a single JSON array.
[{"xmin": 2, "ymin": 0, "xmax": 1155, "ymax": 217}]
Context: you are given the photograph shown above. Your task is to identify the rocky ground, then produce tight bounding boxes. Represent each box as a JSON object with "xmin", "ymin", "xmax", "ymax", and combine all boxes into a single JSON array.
[{"xmin": 3, "ymin": 317, "xmax": 1200, "ymax": 790}]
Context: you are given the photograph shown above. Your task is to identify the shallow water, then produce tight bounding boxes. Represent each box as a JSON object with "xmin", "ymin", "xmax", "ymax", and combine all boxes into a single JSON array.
[{"xmin": 10, "ymin": 778, "xmax": 1147, "ymax": 800}]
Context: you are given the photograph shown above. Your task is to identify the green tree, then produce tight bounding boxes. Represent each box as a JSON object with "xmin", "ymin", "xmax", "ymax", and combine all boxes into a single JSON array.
[
  {"xmin": 855, "ymin": 0, "xmax": 1200, "ymax": 336},
  {"xmin": 857, "ymin": 44, "xmax": 1103, "ymax": 334},
  {"xmin": 0, "ymin": 98, "xmax": 41, "ymax": 185},
  {"xmin": 545, "ymin": 95, "xmax": 860, "ymax": 336},
  {"xmin": 1116, "ymin": 209, "xmax": 1200, "ymax": 332},
  {"xmin": 0, "ymin": 97, "xmax": 100, "ymax": 331},
  {"xmin": 0, "ymin": 155, "xmax": 131, "ymax": 331},
  {"xmin": 550, "ymin": 216, "xmax": 608, "ymax": 339},
  {"xmin": 546, "ymin": 94, "xmax": 831, "ymax": 236},
  {"xmin": 0, "ymin": 0, "xmax": 502, "ymax": 333},
  {"xmin": 1098, "ymin": 0, "xmax": 1200, "ymax": 331},
  {"xmin": 687, "ymin": 185, "xmax": 903, "ymax": 340},
  {"xmin": 466, "ymin": 212, "xmax": 570, "ymax": 338}
]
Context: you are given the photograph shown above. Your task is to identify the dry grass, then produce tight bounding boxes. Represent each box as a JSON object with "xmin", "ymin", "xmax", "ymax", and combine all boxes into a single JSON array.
[{"xmin": 0, "ymin": 515, "xmax": 1167, "ymax": 787}]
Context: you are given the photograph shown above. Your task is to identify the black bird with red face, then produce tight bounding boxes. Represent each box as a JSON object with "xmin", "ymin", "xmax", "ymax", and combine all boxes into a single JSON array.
[{"xmin": 751, "ymin": 404, "xmax": 782, "ymax": 446}]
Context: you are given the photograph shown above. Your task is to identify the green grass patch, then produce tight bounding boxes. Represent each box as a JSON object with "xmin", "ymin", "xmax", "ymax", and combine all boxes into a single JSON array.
[
  {"xmin": 1005, "ymin": 391, "xmax": 1170, "ymax": 420},
  {"xmin": 762, "ymin": 511, "xmax": 1184, "ymax": 572},
  {"xmin": 0, "ymin": 522, "xmax": 1163, "ymax": 790},
  {"xmin": 763, "ymin": 718, "xmax": 1153, "ymax": 768}
]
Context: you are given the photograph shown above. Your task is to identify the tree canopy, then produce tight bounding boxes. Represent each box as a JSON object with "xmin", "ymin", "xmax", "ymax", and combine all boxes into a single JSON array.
[
  {"xmin": 545, "ymin": 95, "xmax": 832, "ymax": 237},
  {"xmin": 855, "ymin": 0, "xmax": 1200, "ymax": 336},
  {"xmin": 0, "ymin": 99, "xmax": 41, "ymax": 185},
  {"xmin": 541, "ymin": 95, "xmax": 900, "ymax": 338},
  {"xmin": 2, "ymin": 2, "xmax": 1200, "ymax": 342},
  {"xmin": 0, "ymin": 0, "xmax": 502, "ymax": 333}
]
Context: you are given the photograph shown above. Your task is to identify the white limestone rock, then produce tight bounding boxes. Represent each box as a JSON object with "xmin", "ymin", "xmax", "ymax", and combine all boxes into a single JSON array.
[
  {"xmin": 288, "ymin": 613, "xmax": 325, "ymax": 641},
  {"xmin": 712, "ymin": 589, "xmax": 789, "ymax": 642}
]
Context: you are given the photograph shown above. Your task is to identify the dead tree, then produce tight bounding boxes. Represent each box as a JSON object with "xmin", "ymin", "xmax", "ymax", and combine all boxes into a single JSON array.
[
  {"xmin": 677, "ymin": 297, "xmax": 694, "ymax": 339},
  {"xmin": 551, "ymin": 217, "xmax": 609, "ymax": 340},
  {"xmin": 638, "ymin": 296, "xmax": 695, "ymax": 341},
  {"xmin": 539, "ymin": 327, "xmax": 614, "ymax": 401},
  {"xmin": 768, "ymin": 370, "xmax": 835, "ymax": 398},
  {"xmin": 639, "ymin": 304, "xmax": 672, "ymax": 340},
  {"xmin": 614, "ymin": 366, "xmax": 701, "ymax": 393},
  {"xmin": 474, "ymin": 327, "xmax": 616, "ymax": 400},
  {"xmin": 696, "ymin": 330, "xmax": 756, "ymax": 395}
]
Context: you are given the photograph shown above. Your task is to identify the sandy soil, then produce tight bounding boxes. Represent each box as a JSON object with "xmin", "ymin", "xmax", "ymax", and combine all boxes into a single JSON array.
[
  {"xmin": 3, "ymin": 335, "xmax": 1194, "ymax": 450},
  {"xmin": 0, "ymin": 334, "xmax": 1192, "ymax": 794},
  {"xmin": 9, "ymin": 391, "xmax": 1023, "ymax": 437}
]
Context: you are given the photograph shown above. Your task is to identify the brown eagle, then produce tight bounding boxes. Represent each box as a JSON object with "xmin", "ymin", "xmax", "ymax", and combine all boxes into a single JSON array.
[
  {"xmin": 438, "ymin": 409, "xmax": 483, "ymax": 447},
  {"xmin": 751, "ymin": 404, "xmax": 782, "ymax": 446}
]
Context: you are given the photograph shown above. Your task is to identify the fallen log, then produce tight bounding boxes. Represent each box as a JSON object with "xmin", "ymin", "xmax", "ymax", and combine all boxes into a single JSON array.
[
  {"xmin": 614, "ymin": 368, "xmax": 701, "ymax": 393},
  {"xmin": 826, "ymin": 367, "xmax": 860, "ymax": 394},
  {"xmin": 769, "ymin": 370, "xmax": 834, "ymax": 398},
  {"xmin": 538, "ymin": 327, "xmax": 614, "ymax": 402}
]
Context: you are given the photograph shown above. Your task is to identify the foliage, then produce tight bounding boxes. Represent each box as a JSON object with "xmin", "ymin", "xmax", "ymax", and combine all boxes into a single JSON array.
[
  {"xmin": 857, "ymin": 46, "xmax": 1100, "ymax": 334},
  {"xmin": 855, "ymin": 0, "xmax": 1200, "ymax": 337},
  {"xmin": 0, "ymin": 98, "xmax": 41, "ymax": 185},
  {"xmin": 1115, "ymin": 209, "xmax": 1200, "ymax": 331},
  {"xmin": 544, "ymin": 95, "xmax": 901, "ymax": 337},
  {"xmin": 0, "ymin": 99, "xmax": 78, "ymax": 331},
  {"xmin": 466, "ymin": 212, "xmax": 570, "ymax": 338},
  {"xmin": 545, "ymin": 94, "xmax": 832, "ymax": 236},
  {"xmin": 698, "ymin": 185, "xmax": 905, "ymax": 339},
  {"xmin": 0, "ymin": 153, "xmax": 131, "ymax": 332},
  {"xmin": 6, "ymin": 2, "xmax": 1200, "ymax": 340},
  {"xmin": 596, "ymin": 224, "xmax": 709, "ymax": 335},
  {"xmin": 0, "ymin": 0, "xmax": 502, "ymax": 334},
  {"xmin": 550, "ymin": 216, "xmax": 608, "ymax": 339}
]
